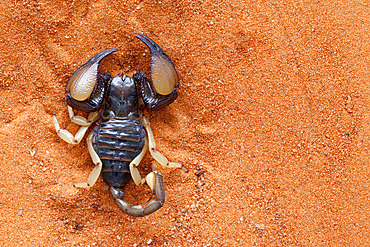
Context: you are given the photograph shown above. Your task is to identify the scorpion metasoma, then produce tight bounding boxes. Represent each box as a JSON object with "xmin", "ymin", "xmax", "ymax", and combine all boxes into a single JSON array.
[{"xmin": 53, "ymin": 33, "xmax": 185, "ymax": 217}]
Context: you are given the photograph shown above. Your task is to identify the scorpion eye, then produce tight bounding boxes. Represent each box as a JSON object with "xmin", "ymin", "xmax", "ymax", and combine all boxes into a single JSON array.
[
  {"xmin": 135, "ymin": 33, "xmax": 179, "ymax": 96},
  {"xmin": 67, "ymin": 48, "xmax": 117, "ymax": 101}
]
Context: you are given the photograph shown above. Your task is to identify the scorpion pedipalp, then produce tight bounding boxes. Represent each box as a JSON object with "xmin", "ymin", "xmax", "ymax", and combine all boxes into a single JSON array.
[
  {"xmin": 134, "ymin": 33, "xmax": 179, "ymax": 110},
  {"xmin": 135, "ymin": 33, "xmax": 179, "ymax": 96},
  {"xmin": 110, "ymin": 171, "xmax": 165, "ymax": 217},
  {"xmin": 67, "ymin": 48, "xmax": 117, "ymax": 101}
]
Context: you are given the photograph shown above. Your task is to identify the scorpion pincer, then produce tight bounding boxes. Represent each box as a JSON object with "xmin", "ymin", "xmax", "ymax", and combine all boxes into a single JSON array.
[{"xmin": 52, "ymin": 33, "xmax": 185, "ymax": 217}]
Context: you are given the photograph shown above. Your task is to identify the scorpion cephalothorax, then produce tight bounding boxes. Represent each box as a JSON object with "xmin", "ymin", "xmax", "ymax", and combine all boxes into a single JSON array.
[{"xmin": 53, "ymin": 33, "xmax": 185, "ymax": 217}]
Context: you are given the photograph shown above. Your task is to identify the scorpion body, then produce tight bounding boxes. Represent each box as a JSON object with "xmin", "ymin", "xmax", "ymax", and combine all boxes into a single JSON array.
[
  {"xmin": 53, "ymin": 33, "xmax": 183, "ymax": 217},
  {"xmin": 94, "ymin": 75, "xmax": 145, "ymax": 190}
]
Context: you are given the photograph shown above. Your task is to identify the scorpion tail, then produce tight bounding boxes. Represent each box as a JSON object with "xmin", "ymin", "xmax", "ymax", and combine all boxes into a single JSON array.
[{"xmin": 110, "ymin": 171, "xmax": 165, "ymax": 217}]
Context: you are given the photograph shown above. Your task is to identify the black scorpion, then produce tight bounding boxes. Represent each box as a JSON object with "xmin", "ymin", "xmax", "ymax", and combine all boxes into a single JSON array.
[{"xmin": 53, "ymin": 33, "xmax": 184, "ymax": 217}]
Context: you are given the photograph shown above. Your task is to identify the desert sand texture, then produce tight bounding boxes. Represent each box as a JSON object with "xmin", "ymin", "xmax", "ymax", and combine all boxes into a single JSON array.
[{"xmin": 0, "ymin": 0, "xmax": 369, "ymax": 246}]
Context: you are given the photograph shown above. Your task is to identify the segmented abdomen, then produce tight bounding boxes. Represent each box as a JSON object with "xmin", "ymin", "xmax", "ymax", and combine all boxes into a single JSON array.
[{"xmin": 92, "ymin": 118, "xmax": 145, "ymax": 173}]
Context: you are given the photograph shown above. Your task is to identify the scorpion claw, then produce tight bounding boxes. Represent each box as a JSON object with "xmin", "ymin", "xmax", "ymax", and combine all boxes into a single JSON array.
[
  {"xmin": 135, "ymin": 33, "xmax": 179, "ymax": 96},
  {"xmin": 134, "ymin": 33, "xmax": 179, "ymax": 110},
  {"xmin": 65, "ymin": 49, "xmax": 115, "ymax": 112},
  {"xmin": 110, "ymin": 171, "xmax": 165, "ymax": 217},
  {"xmin": 67, "ymin": 48, "xmax": 117, "ymax": 101}
]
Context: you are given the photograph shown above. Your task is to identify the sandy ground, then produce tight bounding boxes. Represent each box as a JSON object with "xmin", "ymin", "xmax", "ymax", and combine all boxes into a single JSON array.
[{"xmin": 0, "ymin": 0, "xmax": 369, "ymax": 246}]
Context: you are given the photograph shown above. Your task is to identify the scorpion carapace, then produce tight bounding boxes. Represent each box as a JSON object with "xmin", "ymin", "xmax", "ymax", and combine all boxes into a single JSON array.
[{"xmin": 53, "ymin": 33, "xmax": 184, "ymax": 217}]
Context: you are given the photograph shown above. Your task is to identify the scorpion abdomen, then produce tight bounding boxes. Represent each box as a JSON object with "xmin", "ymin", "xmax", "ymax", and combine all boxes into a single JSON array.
[{"xmin": 92, "ymin": 118, "xmax": 145, "ymax": 188}]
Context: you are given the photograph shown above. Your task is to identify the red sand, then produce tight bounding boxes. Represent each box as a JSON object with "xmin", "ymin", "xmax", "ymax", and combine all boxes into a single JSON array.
[{"xmin": 0, "ymin": 1, "xmax": 369, "ymax": 246}]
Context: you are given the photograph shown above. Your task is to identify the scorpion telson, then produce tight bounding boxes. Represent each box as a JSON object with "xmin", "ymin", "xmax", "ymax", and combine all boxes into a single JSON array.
[{"xmin": 53, "ymin": 33, "xmax": 185, "ymax": 217}]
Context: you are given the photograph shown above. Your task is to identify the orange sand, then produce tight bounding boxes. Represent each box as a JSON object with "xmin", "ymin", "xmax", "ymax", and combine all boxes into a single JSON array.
[{"xmin": 0, "ymin": 0, "xmax": 369, "ymax": 246}]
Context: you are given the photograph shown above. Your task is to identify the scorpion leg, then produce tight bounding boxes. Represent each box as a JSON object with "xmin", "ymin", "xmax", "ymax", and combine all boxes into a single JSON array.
[
  {"xmin": 68, "ymin": 106, "xmax": 99, "ymax": 126},
  {"xmin": 142, "ymin": 116, "xmax": 187, "ymax": 171},
  {"xmin": 111, "ymin": 171, "xmax": 165, "ymax": 217},
  {"xmin": 74, "ymin": 131, "xmax": 102, "ymax": 188},
  {"xmin": 129, "ymin": 136, "xmax": 149, "ymax": 186},
  {"xmin": 52, "ymin": 109, "xmax": 99, "ymax": 144}
]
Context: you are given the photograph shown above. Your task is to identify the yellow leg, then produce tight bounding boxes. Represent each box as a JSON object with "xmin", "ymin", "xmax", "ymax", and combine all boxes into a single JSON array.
[
  {"xmin": 142, "ymin": 116, "xmax": 183, "ymax": 169},
  {"xmin": 68, "ymin": 106, "xmax": 99, "ymax": 126},
  {"xmin": 52, "ymin": 107, "xmax": 99, "ymax": 144},
  {"xmin": 129, "ymin": 136, "xmax": 149, "ymax": 186},
  {"xmin": 74, "ymin": 132, "xmax": 102, "ymax": 188}
]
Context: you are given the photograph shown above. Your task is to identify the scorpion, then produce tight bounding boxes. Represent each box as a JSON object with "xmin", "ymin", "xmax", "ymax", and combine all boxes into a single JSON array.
[{"xmin": 53, "ymin": 33, "xmax": 185, "ymax": 217}]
